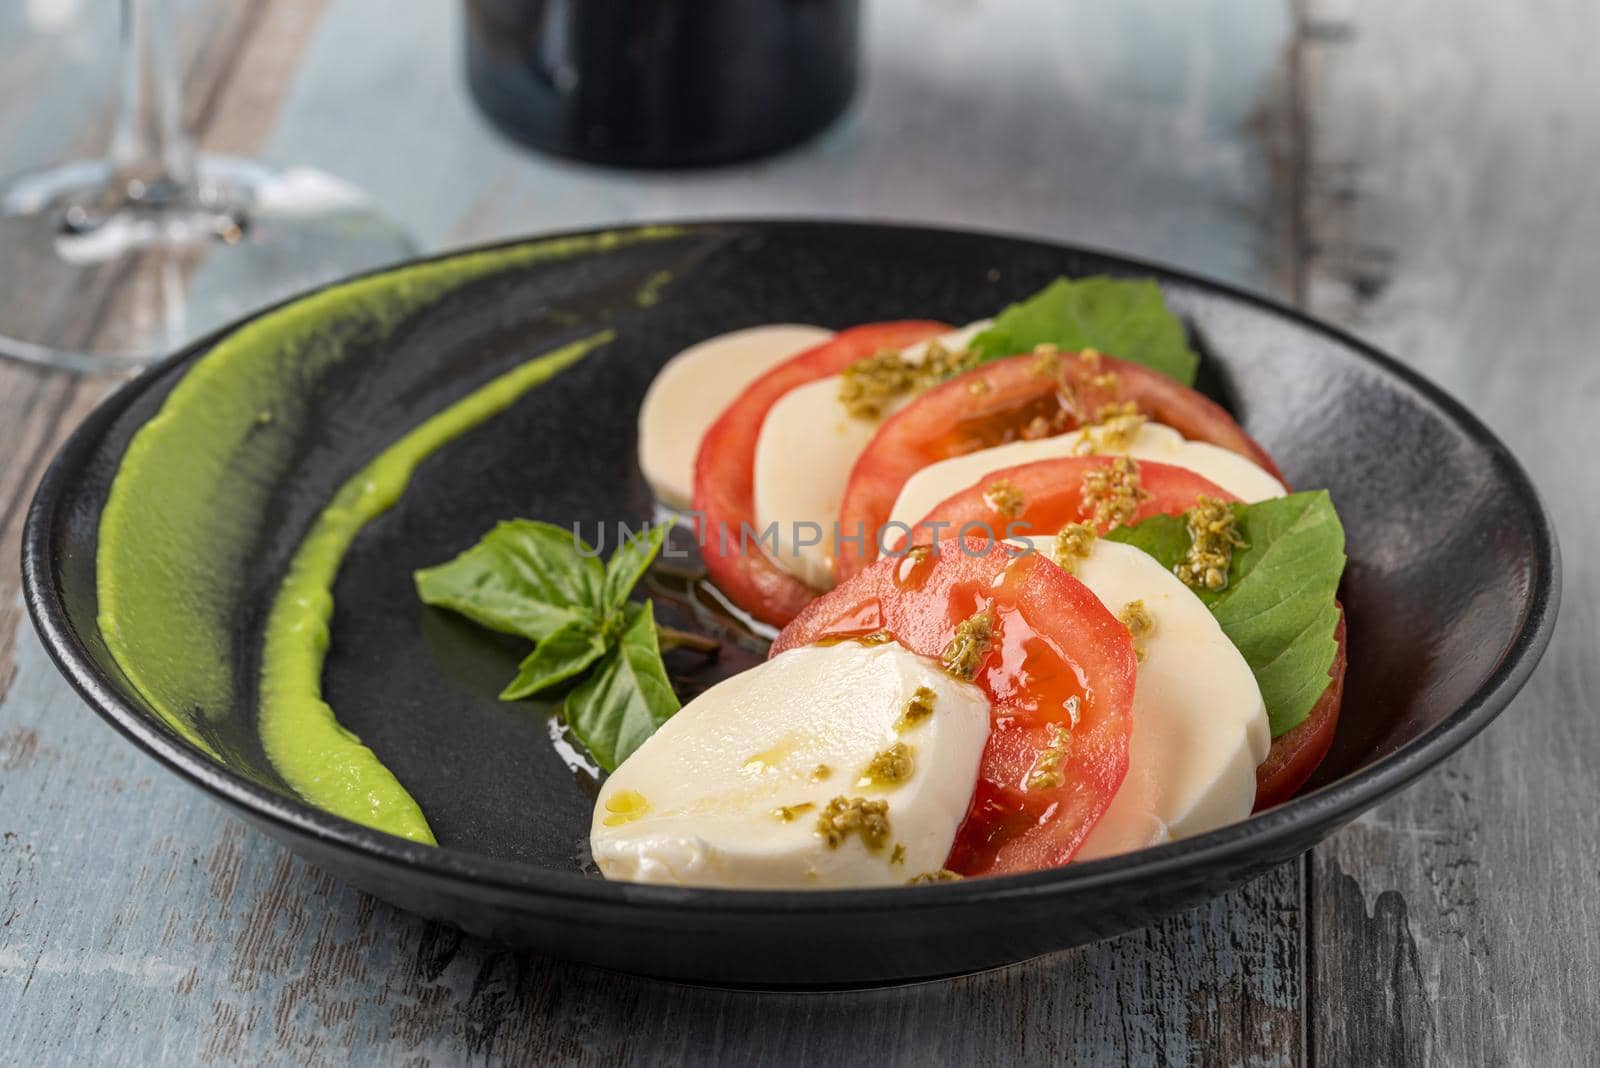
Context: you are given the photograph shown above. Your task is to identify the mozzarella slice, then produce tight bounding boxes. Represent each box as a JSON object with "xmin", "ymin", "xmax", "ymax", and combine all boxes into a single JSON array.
[
  {"xmin": 752, "ymin": 320, "xmax": 991, "ymax": 589},
  {"xmin": 638, "ymin": 324, "xmax": 833, "ymax": 509},
  {"xmin": 890, "ymin": 422, "xmax": 1286, "ymax": 531},
  {"xmin": 1067, "ymin": 541, "xmax": 1269, "ymax": 859},
  {"xmin": 591, "ymin": 641, "xmax": 990, "ymax": 888},
  {"xmin": 751, "ymin": 376, "xmax": 885, "ymax": 590}
]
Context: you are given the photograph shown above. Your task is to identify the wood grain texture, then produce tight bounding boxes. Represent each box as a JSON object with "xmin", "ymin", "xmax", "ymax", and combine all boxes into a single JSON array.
[{"xmin": 1296, "ymin": 0, "xmax": 1600, "ymax": 1062}]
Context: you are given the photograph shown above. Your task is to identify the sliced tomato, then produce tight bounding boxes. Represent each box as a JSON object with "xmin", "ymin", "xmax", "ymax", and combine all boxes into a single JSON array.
[
  {"xmin": 691, "ymin": 320, "xmax": 949, "ymax": 628},
  {"xmin": 897, "ymin": 456, "xmax": 1237, "ymax": 554},
  {"xmin": 909, "ymin": 459, "xmax": 1347, "ymax": 810},
  {"xmin": 834, "ymin": 351, "xmax": 1285, "ymax": 581},
  {"xmin": 772, "ymin": 540, "xmax": 1138, "ymax": 876},
  {"xmin": 1254, "ymin": 608, "xmax": 1347, "ymax": 810}
]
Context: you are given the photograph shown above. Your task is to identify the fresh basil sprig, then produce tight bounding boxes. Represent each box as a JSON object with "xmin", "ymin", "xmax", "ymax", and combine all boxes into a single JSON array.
[
  {"xmin": 1106, "ymin": 491, "xmax": 1346, "ymax": 737},
  {"xmin": 562, "ymin": 601, "xmax": 679, "ymax": 773},
  {"xmin": 414, "ymin": 519, "xmax": 681, "ymax": 771},
  {"xmin": 967, "ymin": 276, "xmax": 1201, "ymax": 385}
]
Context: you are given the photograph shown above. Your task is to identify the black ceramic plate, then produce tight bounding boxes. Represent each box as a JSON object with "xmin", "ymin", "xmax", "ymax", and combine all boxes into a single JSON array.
[{"xmin": 23, "ymin": 221, "xmax": 1559, "ymax": 986}]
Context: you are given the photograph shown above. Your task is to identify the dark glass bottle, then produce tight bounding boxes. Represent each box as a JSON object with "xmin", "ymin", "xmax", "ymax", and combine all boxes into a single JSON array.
[{"xmin": 463, "ymin": 0, "xmax": 861, "ymax": 169}]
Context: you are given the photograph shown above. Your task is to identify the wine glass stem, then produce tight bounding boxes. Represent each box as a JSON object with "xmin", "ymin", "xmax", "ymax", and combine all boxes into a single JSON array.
[{"xmin": 108, "ymin": 0, "xmax": 197, "ymax": 205}]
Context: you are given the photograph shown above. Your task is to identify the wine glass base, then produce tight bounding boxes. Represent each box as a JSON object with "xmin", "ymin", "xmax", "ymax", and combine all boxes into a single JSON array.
[{"xmin": 0, "ymin": 155, "xmax": 417, "ymax": 374}]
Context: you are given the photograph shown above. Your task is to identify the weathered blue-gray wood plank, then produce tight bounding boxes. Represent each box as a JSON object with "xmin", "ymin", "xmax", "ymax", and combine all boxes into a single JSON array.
[{"xmin": 1294, "ymin": 0, "xmax": 1600, "ymax": 1062}]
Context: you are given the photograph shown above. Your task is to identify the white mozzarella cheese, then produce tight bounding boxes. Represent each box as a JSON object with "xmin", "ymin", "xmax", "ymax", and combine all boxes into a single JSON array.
[
  {"xmin": 751, "ymin": 320, "xmax": 991, "ymax": 589},
  {"xmin": 591, "ymin": 641, "xmax": 991, "ymax": 888},
  {"xmin": 889, "ymin": 422, "xmax": 1286, "ymax": 532},
  {"xmin": 637, "ymin": 324, "xmax": 833, "ymax": 509},
  {"xmin": 751, "ymin": 376, "xmax": 885, "ymax": 590},
  {"xmin": 1068, "ymin": 541, "xmax": 1269, "ymax": 859}
]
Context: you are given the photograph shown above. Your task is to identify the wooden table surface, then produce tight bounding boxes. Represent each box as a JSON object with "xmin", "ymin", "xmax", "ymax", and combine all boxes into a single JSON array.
[{"xmin": 1, "ymin": 2, "xmax": 1593, "ymax": 1063}]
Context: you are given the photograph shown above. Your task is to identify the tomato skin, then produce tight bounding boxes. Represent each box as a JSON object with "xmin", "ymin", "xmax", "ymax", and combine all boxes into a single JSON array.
[
  {"xmin": 691, "ymin": 321, "xmax": 949, "ymax": 628},
  {"xmin": 1254, "ymin": 608, "xmax": 1347, "ymax": 810},
  {"xmin": 835, "ymin": 351, "xmax": 1285, "ymax": 582},
  {"xmin": 899, "ymin": 456, "xmax": 1238, "ymax": 554},
  {"xmin": 1109, "ymin": 357, "xmax": 1283, "ymax": 479},
  {"xmin": 907, "ymin": 457, "xmax": 1347, "ymax": 811},
  {"xmin": 773, "ymin": 540, "xmax": 1138, "ymax": 876}
]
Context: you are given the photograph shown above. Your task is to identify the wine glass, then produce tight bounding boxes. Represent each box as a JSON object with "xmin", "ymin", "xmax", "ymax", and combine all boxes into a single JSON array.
[{"xmin": 0, "ymin": 0, "xmax": 417, "ymax": 374}]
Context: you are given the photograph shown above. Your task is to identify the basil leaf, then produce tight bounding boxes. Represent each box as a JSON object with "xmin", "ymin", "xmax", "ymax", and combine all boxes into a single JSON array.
[
  {"xmin": 562, "ymin": 601, "xmax": 680, "ymax": 772},
  {"xmin": 414, "ymin": 519, "xmax": 605, "ymax": 640},
  {"xmin": 602, "ymin": 521, "xmax": 671, "ymax": 612},
  {"xmin": 968, "ymin": 277, "xmax": 1200, "ymax": 385},
  {"xmin": 499, "ymin": 617, "xmax": 609, "ymax": 701},
  {"xmin": 1107, "ymin": 491, "xmax": 1346, "ymax": 736},
  {"xmin": 1100, "ymin": 510, "xmax": 1192, "ymax": 568}
]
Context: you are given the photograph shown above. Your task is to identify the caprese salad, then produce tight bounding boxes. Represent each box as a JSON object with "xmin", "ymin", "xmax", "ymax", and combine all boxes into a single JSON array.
[
  {"xmin": 589, "ymin": 277, "xmax": 1349, "ymax": 888},
  {"xmin": 430, "ymin": 277, "xmax": 1349, "ymax": 889}
]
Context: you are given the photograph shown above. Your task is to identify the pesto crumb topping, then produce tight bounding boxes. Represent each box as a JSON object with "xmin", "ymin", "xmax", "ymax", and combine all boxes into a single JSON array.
[
  {"xmin": 1177, "ymin": 495, "xmax": 1248, "ymax": 591},
  {"xmin": 1080, "ymin": 456, "xmax": 1150, "ymax": 530},
  {"xmin": 810, "ymin": 763, "xmax": 833, "ymax": 783},
  {"xmin": 1025, "ymin": 723, "xmax": 1072, "ymax": 791},
  {"xmin": 983, "ymin": 478, "xmax": 1027, "ymax": 519},
  {"xmin": 816, "ymin": 796, "xmax": 892, "ymax": 851},
  {"xmin": 1022, "ymin": 414, "xmax": 1057, "ymax": 440},
  {"xmin": 1118, "ymin": 599, "xmax": 1155, "ymax": 661},
  {"xmin": 1092, "ymin": 401, "xmax": 1146, "ymax": 451},
  {"xmin": 1051, "ymin": 522, "xmax": 1098, "ymax": 574},
  {"xmin": 941, "ymin": 608, "xmax": 996, "ymax": 681},
  {"xmin": 772, "ymin": 802, "xmax": 816, "ymax": 822},
  {"xmin": 908, "ymin": 868, "xmax": 962, "ymax": 884},
  {"xmin": 1031, "ymin": 343, "xmax": 1063, "ymax": 376},
  {"xmin": 838, "ymin": 348, "xmax": 918, "ymax": 420},
  {"xmin": 838, "ymin": 341, "xmax": 977, "ymax": 420},
  {"xmin": 890, "ymin": 843, "xmax": 907, "ymax": 865},
  {"xmin": 858, "ymin": 742, "xmax": 916, "ymax": 788},
  {"xmin": 1094, "ymin": 400, "xmax": 1138, "ymax": 422},
  {"xmin": 896, "ymin": 685, "xmax": 938, "ymax": 730},
  {"xmin": 921, "ymin": 340, "xmax": 979, "ymax": 380}
]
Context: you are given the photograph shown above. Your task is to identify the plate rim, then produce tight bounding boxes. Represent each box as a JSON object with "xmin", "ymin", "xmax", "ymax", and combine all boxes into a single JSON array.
[{"xmin": 20, "ymin": 217, "xmax": 1563, "ymax": 914}]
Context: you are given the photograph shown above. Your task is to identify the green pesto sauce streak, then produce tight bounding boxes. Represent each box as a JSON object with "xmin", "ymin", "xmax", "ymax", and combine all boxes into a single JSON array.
[
  {"xmin": 257, "ymin": 333, "xmax": 610, "ymax": 844},
  {"xmin": 98, "ymin": 228, "xmax": 678, "ymax": 844}
]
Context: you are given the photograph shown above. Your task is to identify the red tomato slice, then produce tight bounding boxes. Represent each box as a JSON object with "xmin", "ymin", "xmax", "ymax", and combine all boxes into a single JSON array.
[
  {"xmin": 772, "ymin": 540, "xmax": 1138, "ymax": 876},
  {"xmin": 1254, "ymin": 608, "xmax": 1347, "ymax": 810},
  {"xmin": 898, "ymin": 456, "xmax": 1238, "ymax": 553},
  {"xmin": 908, "ymin": 457, "xmax": 1346, "ymax": 811},
  {"xmin": 835, "ymin": 351, "xmax": 1285, "ymax": 582},
  {"xmin": 691, "ymin": 321, "xmax": 949, "ymax": 628}
]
